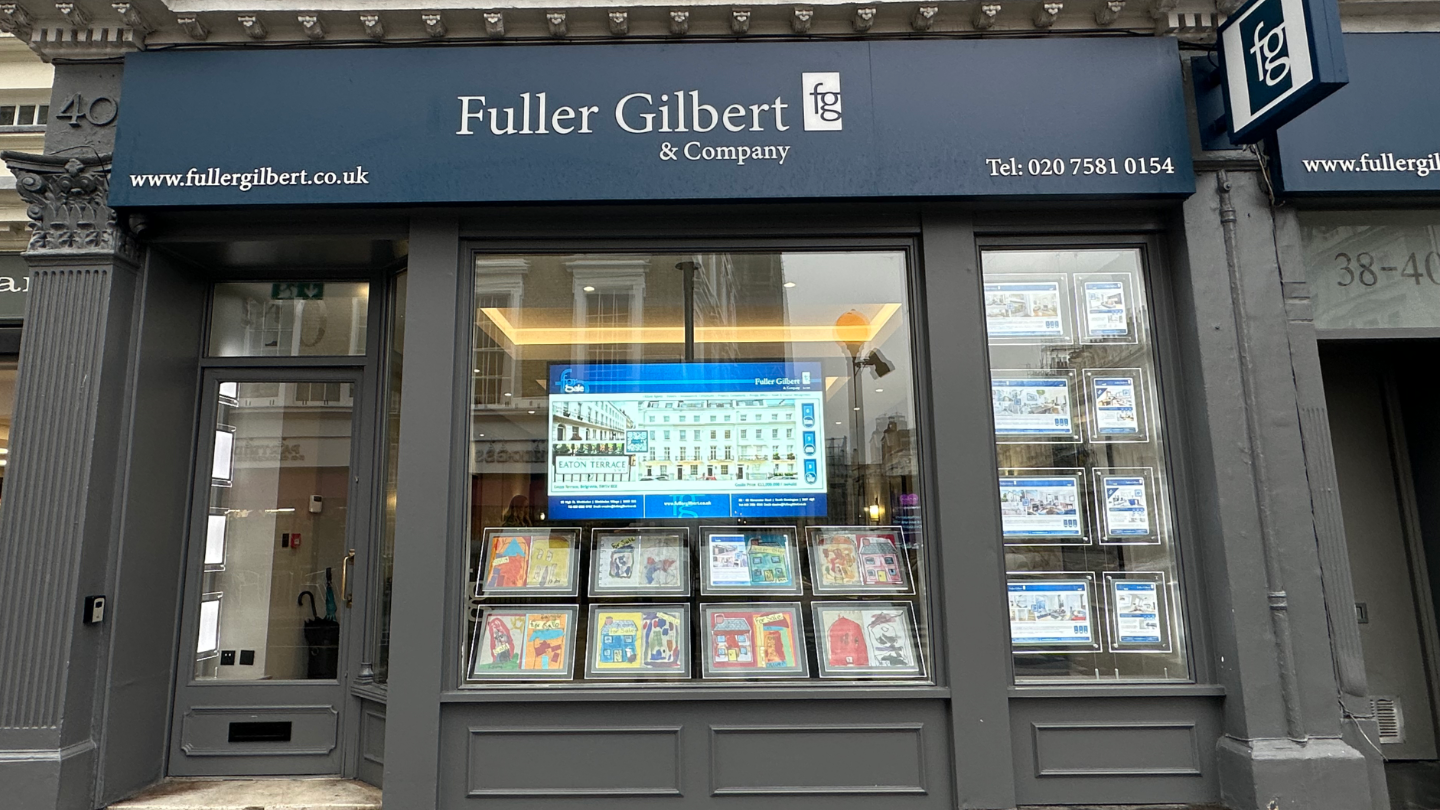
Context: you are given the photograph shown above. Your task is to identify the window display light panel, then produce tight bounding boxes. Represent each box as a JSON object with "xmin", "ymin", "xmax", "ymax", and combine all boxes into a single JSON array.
[
  {"xmin": 991, "ymin": 369, "xmax": 1081, "ymax": 444},
  {"xmin": 984, "ymin": 247, "xmax": 1191, "ymax": 683},
  {"xmin": 589, "ymin": 528, "xmax": 690, "ymax": 597},
  {"xmin": 701, "ymin": 603, "xmax": 809, "ymax": 679},
  {"xmin": 545, "ymin": 361, "xmax": 828, "ymax": 521},
  {"xmin": 584, "ymin": 603, "xmax": 691, "ymax": 679},
  {"xmin": 812, "ymin": 601, "xmax": 924, "ymax": 678},
  {"xmin": 476, "ymin": 527, "xmax": 581, "ymax": 597},
  {"xmin": 468, "ymin": 605, "xmax": 579, "ymax": 681},
  {"xmin": 699, "ymin": 526, "xmax": 802, "ymax": 595},
  {"xmin": 806, "ymin": 526, "xmax": 914, "ymax": 595}
]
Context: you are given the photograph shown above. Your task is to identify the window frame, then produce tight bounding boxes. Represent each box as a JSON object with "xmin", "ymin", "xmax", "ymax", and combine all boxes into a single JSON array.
[{"xmin": 972, "ymin": 230, "xmax": 1212, "ymax": 691}]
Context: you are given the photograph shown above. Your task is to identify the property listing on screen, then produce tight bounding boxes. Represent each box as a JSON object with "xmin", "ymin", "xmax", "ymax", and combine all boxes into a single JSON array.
[{"xmin": 547, "ymin": 362, "xmax": 828, "ymax": 520}]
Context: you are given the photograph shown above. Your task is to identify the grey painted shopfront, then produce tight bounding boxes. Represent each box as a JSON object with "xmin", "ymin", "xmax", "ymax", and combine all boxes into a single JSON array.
[{"xmin": 4, "ymin": 14, "xmax": 1440, "ymax": 810}]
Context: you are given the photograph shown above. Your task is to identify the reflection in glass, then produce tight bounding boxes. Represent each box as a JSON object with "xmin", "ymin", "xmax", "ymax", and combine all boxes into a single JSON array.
[
  {"xmin": 375, "ymin": 272, "xmax": 406, "ymax": 684},
  {"xmin": 192, "ymin": 381, "xmax": 354, "ymax": 681},
  {"xmin": 464, "ymin": 251, "xmax": 929, "ymax": 685},
  {"xmin": 208, "ymin": 281, "xmax": 370, "ymax": 357}
]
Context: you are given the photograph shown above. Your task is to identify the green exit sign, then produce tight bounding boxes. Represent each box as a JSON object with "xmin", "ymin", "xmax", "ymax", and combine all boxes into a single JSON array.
[{"xmin": 271, "ymin": 282, "xmax": 325, "ymax": 301}]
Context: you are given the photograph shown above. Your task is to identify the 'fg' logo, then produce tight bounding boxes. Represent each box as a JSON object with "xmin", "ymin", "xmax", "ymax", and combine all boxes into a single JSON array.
[
  {"xmin": 802, "ymin": 72, "xmax": 842, "ymax": 131},
  {"xmin": 1238, "ymin": 0, "xmax": 1293, "ymax": 110}
]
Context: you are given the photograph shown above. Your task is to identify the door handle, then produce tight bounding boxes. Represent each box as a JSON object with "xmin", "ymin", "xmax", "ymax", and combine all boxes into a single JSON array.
[{"xmin": 342, "ymin": 549, "xmax": 356, "ymax": 608}]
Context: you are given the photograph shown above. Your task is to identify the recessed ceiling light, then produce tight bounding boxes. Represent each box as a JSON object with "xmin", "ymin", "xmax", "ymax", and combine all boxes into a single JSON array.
[
  {"xmin": 834, "ymin": 421, "xmax": 842, "ymax": 425},
  {"xmin": 583, "ymin": 285, "xmax": 595, "ymax": 292},
  {"xmin": 504, "ymin": 392, "xmax": 512, "ymax": 397},
  {"xmin": 874, "ymin": 388, "xmax": 884, "ymax": 393},
  {"xmin": 528, "ymin": 410, "xmax": 536, "ymax": 414},
  {"xmin": 853, "ymin": 406, "xmax": 861, "ymax": 411},
  {"xmin": 478, "ymin": 433, "xmax": 485, "ymax": 437},
  {"xmin": 783, "ymin": 281, "xmax": 797, "ymax": 288},
  {"xmin": 473, "ymin": 368, "xmax": 481, "ymax": 373}
]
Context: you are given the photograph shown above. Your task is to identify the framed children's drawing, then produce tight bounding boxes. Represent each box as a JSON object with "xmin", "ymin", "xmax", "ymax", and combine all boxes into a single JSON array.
[
  {"xmin": 700, "ymin": 603, "xmax": 809, "ymax": 679},
  {"xmin": 467, "ymin": 605, "xmax": 579, "ymax": 681},
  {"xmin": 806, "ymin": 526, "xmax": 913, "ymax": 595},
  {"xmin": 589, "ymin": 528, "xmax": 690, "ymax": 597},
  {"xmin": 476, "ymin": 528, "xmax": 581, "ymax": 597},
  {"xmin": 699, "ymin": 527, "xmax": 802, "ymax": 596},
  {"xmin": 811, "ymin": 602, "xmax": 924, "ymax": 678},
  {"xmin": 585, "ymin": 604, "xmax": 691, "ymax": 679}
]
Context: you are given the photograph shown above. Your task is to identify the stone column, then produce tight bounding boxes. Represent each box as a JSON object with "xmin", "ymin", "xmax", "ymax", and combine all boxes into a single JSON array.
[
  {"xmin": 0, "ymin": 151, "xmax": 143, "ymax": 810},
  {"xmin": 1170, "ymin": 163, "xmax": 1376, "ymax": 810}
]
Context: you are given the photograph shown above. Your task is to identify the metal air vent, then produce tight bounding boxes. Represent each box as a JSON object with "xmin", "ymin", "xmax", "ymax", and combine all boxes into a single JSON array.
[{"xmin": 1370, "ymin": 696, "xmax": 1405, "ymax": 745}]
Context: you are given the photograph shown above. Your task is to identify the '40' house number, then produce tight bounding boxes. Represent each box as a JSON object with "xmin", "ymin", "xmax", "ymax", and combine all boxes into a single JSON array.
[{"xmin": 53, "ymin": 94, "xmax": 117, "ymax": 128}]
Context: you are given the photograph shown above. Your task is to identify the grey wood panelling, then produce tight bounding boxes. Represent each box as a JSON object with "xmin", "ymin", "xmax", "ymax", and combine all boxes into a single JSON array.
[
  {"xmin": 1031, "ymin": 721, "xmax": 1200, "ymax": 776},
  {"xmin": 710, "ymin": 724, "xmax": 926, "ymax": 795},
  {"xmin": 467, "ymin": 727, "xmax": 682, "ymax": 797},
  {"xmin": 1010, "ymin": 696, "xmax": 1219, "ymax": 806},
  {"xmin": 441, "ymin": 699, "xmax": 952, "ymax": 809}
]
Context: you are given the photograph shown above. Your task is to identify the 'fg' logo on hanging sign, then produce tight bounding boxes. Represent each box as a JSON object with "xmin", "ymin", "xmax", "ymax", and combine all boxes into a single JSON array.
[
  {"xmin": 1215, "ymin": 0, "xmax": 1346, "ymax": 144},
  {"xmin": 1241, "ymin": 0, "xmax": 1292, "ymax": 109}
]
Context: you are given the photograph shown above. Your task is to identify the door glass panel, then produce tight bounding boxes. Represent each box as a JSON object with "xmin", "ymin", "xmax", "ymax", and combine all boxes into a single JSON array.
[
  {"xmin": 192, "ymin": 380, "xmax": 355, "ymax": 681},
  {"xmin": 208, "ymin": 281, "xmax": 370, "ymax": 357}
]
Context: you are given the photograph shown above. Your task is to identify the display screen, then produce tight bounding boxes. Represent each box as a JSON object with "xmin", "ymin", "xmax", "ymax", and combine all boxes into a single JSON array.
[{"xmin": 546, "ymin": 362, "xmax": 827, "ymax": 520}]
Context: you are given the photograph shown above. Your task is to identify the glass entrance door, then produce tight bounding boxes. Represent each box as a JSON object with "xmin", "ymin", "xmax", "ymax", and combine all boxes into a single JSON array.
[{"xmin": 170, "ymin": 374, "xmax": 366, "ymax": 776}]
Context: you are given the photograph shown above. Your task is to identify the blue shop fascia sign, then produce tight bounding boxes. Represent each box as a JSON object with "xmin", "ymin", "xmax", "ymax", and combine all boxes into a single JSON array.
[
  {"xmin": 1269, "ymin": 33, "xmax": 1440, "ymax": 195},
  {"xmin": 110, "ymin": 38, "xmax": 1196, "ymax": 207}
]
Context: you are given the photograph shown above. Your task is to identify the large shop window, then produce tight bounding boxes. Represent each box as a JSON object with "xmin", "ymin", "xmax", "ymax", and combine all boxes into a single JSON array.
[
  {"xmin": 981, "ymin": 249, "xmax": 1191, "ymax": 683},
  {"xmin": 463, "ymin": 251, "xmax": 931, "ymax": 685}
]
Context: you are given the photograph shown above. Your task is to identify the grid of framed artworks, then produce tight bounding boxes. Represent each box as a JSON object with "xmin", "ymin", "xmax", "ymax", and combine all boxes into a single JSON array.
[
  {"xmin": 983, "ymin": 247, "xmax": 1191, "ymax": 683},
  {"xmin": 464, "ymin": 525, "xmax": 928, "ymax": 684}
]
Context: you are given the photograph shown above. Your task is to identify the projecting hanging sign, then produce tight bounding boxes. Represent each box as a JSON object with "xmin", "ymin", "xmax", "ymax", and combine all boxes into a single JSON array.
[
  {"xmin": 110, "ymin": 38, "xmax": 1195, "ymax": 207},
  {"xmin": 1211, "ymin": 0, "xmax": 1347, "ymax": 144}
]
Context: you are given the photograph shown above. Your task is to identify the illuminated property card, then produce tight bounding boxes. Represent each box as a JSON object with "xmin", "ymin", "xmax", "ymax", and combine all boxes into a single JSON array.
[
  {"xmin": 998, "ymin": 475, "xmax": 1086, "ymax": 543},
  {"xmin": 1102, "ymin": 476, "xmax": 1151, "ymax": 538},
  {"xmin": 1008, "ymin": 579, "xmax": 1095, "ymax": 647},
  {"xmin": 984, "ymin": 280, "xmax": 1066, "ymax": 339},
  {"xmin": 1111, "ymin": 580, "xmax": 1164, "ymax": 645},
  {"xmin": 1092, "ymin": 375, "xmax": 1140, "ymax": 436},
  {"xmin": 991, "ymin": 373, "xmax": 1077, "ymax": 440},
  {"xmin": 1083, "ymin": 280, "xmax": 1129, "ymax": 337}
]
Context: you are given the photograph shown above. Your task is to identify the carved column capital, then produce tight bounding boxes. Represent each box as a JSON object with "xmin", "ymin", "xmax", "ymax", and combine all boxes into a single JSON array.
[{"xmin": 1, "ymin": 151, "xmax": 139, "ymax": 264}]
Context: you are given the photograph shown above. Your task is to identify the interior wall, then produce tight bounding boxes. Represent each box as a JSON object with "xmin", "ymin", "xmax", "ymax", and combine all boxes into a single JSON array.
[{"xmin": 97, "ymin": 249, "xmax": 206, "ymax": 805}]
